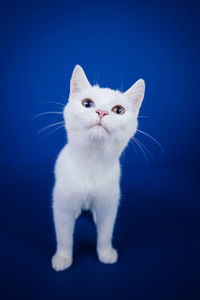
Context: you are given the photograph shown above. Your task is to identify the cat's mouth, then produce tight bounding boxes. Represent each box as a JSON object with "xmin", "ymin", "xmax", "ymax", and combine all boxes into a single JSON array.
[{"xmin": 90, "ymin": 121, "xmax": 109, "ymax": 133}]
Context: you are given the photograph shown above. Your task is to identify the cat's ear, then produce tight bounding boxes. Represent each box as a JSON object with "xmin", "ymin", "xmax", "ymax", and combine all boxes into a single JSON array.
[
  {"xmin": 70, "ymin": 65, "xmax": 91, "ymax": 98},
  {"xmin": 124, "ymin": 79, "xmax": 145, "ymax": 115}
]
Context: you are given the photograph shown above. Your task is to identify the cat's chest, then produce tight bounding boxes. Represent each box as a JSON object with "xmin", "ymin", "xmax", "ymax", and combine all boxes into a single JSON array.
[
  {"xmin": 69, "ymin": 157, "xmax": 119, "ymax": 190},
  {"xmin": 56, "ymin": 147, "xmax": 120, "ymax": 192},
  {"xmin": 74, "ymin": 158, "xmax": 112, "ymax": 183}
]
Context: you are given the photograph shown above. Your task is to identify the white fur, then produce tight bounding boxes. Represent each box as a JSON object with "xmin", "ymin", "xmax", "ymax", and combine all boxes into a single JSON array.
[{"xmin": 51, "ymin": 65, "xmax": 145, "ymax": 271}]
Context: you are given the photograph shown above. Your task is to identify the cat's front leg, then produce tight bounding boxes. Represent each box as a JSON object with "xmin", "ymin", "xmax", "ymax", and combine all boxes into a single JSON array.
[
  {"xmin": 51, "ymin": 188, "xmax": 76, "ymax": 271},
  {"xmin": 95, "ymin": 195, "xmax": 119, "ymax": 264}
]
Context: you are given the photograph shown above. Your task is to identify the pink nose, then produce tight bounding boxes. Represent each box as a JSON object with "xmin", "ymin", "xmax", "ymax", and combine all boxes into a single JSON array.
[{"xmin": 96, "ymin": 109, "xmax": 108, "ymax": 119}]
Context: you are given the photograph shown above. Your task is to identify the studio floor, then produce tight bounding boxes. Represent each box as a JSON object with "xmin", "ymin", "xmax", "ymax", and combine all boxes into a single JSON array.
[{"xmin": 1, "ymin": 166, "xmax": 200, "ymax": 299}]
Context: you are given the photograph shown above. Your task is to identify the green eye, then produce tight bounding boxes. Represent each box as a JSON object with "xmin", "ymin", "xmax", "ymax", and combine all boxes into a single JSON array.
[
  {"xmin": 82, "ymin": 98, "xmax": 95, "ymax": 108},
  {"xmin": 112, "ymin": 105, "xmax": 125, "ymax": 115}
]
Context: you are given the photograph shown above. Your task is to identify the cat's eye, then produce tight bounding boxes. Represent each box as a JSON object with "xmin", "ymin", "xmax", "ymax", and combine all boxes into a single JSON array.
[
  {"xmin": 112, "ymin": 105, "xmax": 125, "ymax": 115},
  {"xmin": 82, "ymin": 98, "xmax": 95, "ymax": 108}
]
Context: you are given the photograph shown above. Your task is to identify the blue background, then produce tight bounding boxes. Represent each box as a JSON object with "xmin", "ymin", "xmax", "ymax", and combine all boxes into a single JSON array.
[{"xmin": 0, "ymin": 0, "xmax": 200, "ymax": 299}]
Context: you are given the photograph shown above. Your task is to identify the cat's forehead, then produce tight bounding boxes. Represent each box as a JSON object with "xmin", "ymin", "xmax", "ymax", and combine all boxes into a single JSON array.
[{"xmin": 83, "ymin": 85, "xmax": 126, "ymax": 105}]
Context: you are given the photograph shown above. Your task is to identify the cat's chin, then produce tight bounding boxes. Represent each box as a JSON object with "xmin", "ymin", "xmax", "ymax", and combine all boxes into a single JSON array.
[{"xmin": 89, "ymin": 124, "xmax": 109, "ymax": 139}]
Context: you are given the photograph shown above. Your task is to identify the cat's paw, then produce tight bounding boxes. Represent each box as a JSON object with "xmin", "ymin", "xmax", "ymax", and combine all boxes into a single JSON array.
[
  {"xmin": 51, "ymin": 253, "xmax": 72, "ymax": 271},
  {"xmin": 98, "ymin": 248, "xmax": 118, "ymax": 264}
]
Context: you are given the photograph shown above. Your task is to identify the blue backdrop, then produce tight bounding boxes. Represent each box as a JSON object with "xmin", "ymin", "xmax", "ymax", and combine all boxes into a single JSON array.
[{"xmin": 1, "ymin": 0, "xmax": 200, "ymax": 299}]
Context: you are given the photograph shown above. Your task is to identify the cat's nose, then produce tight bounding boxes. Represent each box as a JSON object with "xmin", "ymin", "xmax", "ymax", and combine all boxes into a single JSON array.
[{"xmin": 96, "ymin": 109, "xmax": 108, "ymax": 119}]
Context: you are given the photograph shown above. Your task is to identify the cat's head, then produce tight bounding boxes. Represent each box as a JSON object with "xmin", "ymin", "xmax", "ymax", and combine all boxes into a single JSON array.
[{"xmin": 64, "ymin": 65, "xmax": 145, "ymax": 148}]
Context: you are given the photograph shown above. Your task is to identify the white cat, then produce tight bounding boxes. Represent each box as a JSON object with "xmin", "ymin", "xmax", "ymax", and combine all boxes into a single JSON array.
[{"xmin": 51, "ymin": 65, "xmax": 145, "ymax": 271}]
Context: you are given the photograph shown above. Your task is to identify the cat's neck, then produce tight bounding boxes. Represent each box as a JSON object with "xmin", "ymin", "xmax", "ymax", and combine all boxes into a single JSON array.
[{"xmin": 67, "ymin": 133, "xmax": 123, "ymax": 164}]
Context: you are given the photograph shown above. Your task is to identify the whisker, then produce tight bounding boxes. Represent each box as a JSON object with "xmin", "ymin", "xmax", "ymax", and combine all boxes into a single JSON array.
[
  {"xmin": 38, "ymin": 101, "xmax": 65, "ymax": 106},
  {"xmin": 133, "ymin": 136, "xmax": 154, "ymax": 161},
  {"xmin": 37, "ymin": 121, "xmax": 65, "ymax": 136},
  {"xmin": 33, "ymin": 111, "xmax": 63, "ymax": 120},
  {"xmin": 42, "ymin": 124, "xmax": 65, "ymax": 140},
  {"xmin": 129, "ymin": 139, "xmax": 138, "ymax": 154},
  {"xmin": 131, "ymin": 137, "xmax": 149, "ymax": 165},
  {"xmin": 93, "ymin": 71, "xmax": 100, "ymax": 85},
  {"xmin": 136, "ymin": 129, "xmax": 165, "ymax": 153}
]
